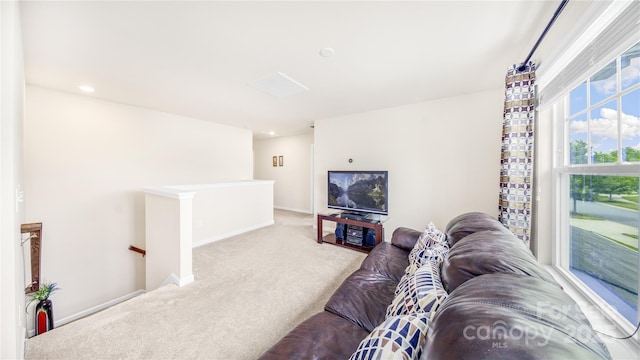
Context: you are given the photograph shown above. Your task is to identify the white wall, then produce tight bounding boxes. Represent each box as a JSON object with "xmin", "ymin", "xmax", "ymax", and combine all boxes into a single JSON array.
[
  {"xmin": 186, "ymin": 181, "xmax": 275, "ymax": 246},
  {"xmin": 533, "ymin": 106, "xmax": 554, "ymax": 263},
  {"xmin": 254, "ymin": 132, "xmax": 314, "ymax": 213},
  {"xmin": 1, "ymin": 1, "xmax": 26, "ymax": 357},
  {"xmin": 23, "ymin": 86, "xmax": 253, "ymax": 327},
  {"xmin": 315, "ymin": 89, "xmax": 504, "ymax": 236}
]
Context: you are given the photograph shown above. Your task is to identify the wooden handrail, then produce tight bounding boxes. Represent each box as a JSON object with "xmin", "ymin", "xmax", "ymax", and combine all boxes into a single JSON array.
[{"xmin": 128, "ymin": 245, "xmax": 146, "ymax": 257}]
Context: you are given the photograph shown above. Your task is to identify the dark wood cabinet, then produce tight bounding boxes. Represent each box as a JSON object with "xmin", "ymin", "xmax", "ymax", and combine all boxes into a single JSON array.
[{"xmin": 317, "ymin": 214, "xmax": 383, "ymax": 253}]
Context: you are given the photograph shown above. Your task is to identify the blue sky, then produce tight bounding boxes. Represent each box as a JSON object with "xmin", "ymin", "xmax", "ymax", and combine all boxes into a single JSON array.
[{"xmin": 568, "ymin": 43, "xmax": 640, "ymax": 160}]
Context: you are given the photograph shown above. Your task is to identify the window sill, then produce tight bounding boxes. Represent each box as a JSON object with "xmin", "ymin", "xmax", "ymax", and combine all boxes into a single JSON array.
[{"xmin": 544, "ymin": 265, "xmax": 640, "ymax": 358}]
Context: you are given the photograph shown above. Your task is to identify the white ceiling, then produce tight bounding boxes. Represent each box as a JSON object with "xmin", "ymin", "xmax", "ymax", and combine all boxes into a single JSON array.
[{"xmin": 20, "ymin": 1, "xmax": 596, "ymax": 139}]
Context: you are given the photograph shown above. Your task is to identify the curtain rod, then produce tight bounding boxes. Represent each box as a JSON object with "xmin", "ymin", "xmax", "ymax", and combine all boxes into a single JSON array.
[{"xmin": 517, "ymin": 0, "xmax": 569, "ymax": 72}]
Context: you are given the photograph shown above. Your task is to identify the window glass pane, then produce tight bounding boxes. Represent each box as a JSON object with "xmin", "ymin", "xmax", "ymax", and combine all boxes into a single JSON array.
[
  {"xmin": 590, "ymin": 60, "xmax": 617, "ymax": 105},
  {"xmin": 622, "ymin": 88, "xmax": 640, "ymax": 162},
  {"xmin": 569, "ymin": 174, "xmax": 639, "ymax": 324},
  {"xmin": 621, "ymin": 41, "xmax": 640, "ymax": 90},
  {"xmin": 590, "ymin": 99, "xmax": 618, "ymax": 163},
  {"xmin": 569, "ymin": 114, "xmax": 588, "ymax": 165},
  {"xmin": 570, "ymin": 81, "xmax": 587, "ymax": 116}
]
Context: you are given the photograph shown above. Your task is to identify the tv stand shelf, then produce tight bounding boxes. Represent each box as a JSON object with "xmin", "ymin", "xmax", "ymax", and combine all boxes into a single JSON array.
[{"xmin": 317, "ymin": 213, "xmax": 383, "ymax": 253}]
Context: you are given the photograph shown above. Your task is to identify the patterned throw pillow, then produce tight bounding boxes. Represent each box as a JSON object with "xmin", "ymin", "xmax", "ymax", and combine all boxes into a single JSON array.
[
  {"xmin": 387, "ymin": 260, "xmax": 448, "ymax": 317},
  {"xmin": 405, "ymin": 242, "xmax": 449, "ymax": 277},
  {"xmin": 413, "ymin": 222, "xmax": 446, "ymax": 251},
  {"xmin": 406, "ymin": 223, "xmax": 447, "ymax": 274},
  {"xmin": 349, "ymin": 314, "xmax": 430, "ymax": 360}
]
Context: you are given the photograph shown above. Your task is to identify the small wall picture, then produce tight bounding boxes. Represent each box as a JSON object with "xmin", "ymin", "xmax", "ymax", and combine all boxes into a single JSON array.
[
  {"xmin": 279, "ymin": 156, "xmax": 283, "ymax": 167},
  {"xmin": 272, "ymin": 156, "xmax": 277, "ymax": 167}
]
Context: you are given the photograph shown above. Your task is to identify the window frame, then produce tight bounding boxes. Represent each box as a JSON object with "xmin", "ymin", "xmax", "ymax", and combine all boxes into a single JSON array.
[{"xmin": 552, "ymin": 43, "xmax": 640, "ymax": 331}]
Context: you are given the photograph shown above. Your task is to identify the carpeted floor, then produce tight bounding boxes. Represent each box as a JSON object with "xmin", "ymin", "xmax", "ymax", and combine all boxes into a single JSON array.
[{"xmin": 24, "ymin": 210, "xmax": 366, "ymax": 359}]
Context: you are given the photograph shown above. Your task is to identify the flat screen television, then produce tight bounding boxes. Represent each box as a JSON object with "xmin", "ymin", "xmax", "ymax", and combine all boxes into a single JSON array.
[{"xmin": 328, "ymin": 170, "xmax": 388, "ymax": 216}]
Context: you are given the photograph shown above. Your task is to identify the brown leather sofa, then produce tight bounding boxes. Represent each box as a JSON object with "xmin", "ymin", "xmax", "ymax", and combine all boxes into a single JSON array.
[{"xmin": 258, "ymin": 212, "xmax": 611, "ymax": 359}]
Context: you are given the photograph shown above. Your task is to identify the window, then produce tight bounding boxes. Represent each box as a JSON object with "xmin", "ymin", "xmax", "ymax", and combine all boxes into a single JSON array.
[{"xmin": 557, "ymin": 41, "xmax": 640, "ymax": 325}]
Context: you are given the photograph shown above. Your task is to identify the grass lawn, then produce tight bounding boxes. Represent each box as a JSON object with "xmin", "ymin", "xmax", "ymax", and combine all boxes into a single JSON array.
[
  {"xmin": 604, "ymin": 235, "xmax": 639, "ymax": 251},
  {"xmin": 570, "ymin": 213, "xmax": 604, "ymax": 220},
  {"xmin": 594, "ymin": 194, "xmax": 639, "ymax": 211},
  {"xmin": 599, "ymin": 200, "xmax": 639, "ymax": 211},
  {"xmin": 623, "ymin": 233, "xmax": 639, "ymax": 240}
]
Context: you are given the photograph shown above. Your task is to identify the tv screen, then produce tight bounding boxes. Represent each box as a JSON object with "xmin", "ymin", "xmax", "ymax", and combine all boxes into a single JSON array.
[{"xmin": 328, "ymin": 170, "xmax": 388, "ymax": 215}]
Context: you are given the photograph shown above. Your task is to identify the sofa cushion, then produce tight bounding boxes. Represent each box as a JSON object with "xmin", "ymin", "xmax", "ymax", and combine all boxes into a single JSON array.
[
  {"xmin": 444, "ymin": 212, "xmax": 510, "ymax": 246},
  {"xmin": 391, "ymin": 227, "xmax": 423, "ymax": 251},
  {"xmin": 325, "ymin": 269, "xmax": 398, "ymax": 332},
  {"xmin": 440, "ymin": 230, "xmax": 559, "ymax": 292},
  {"xmin": 359, "ymin": 242, "xmax": 410, "ymax": 281},
  {"xmin": 422, "ymin": 274, "xmax": 611, "ymax": 360},
  {"xmin": 350, "ymin": 314, "xmax": 430, "ymax": 360},
  {"xmin": 386, "ymin": 260, "xmax": 447, "ymax": 318},
  {"xmin": 257, "ymin": 311, "xmax": 370, "ymax": 360}
]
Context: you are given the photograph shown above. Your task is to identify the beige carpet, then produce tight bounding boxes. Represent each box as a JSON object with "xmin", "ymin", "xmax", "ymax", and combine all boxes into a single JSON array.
[{"xmin": 25, "ymin": 210, "xmax": 366, "ymax": 359}]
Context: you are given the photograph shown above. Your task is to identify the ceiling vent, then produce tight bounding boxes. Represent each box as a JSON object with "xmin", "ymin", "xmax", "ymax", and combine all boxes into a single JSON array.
[{"xmin": 249, "ymin": 72, "xmax": 309, "ymax": 97}]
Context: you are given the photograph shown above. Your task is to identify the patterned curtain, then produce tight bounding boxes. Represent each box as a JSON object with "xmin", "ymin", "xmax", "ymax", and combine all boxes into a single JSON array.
[{"xmin": 498, "ymin": 62, "xmax": 536, "ymax": 246}]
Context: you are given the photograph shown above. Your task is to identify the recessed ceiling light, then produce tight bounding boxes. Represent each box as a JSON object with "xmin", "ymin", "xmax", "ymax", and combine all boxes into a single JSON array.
[
  {"xmin": 268, "ymin": 131, "xmax": 276, "ymax": 136},
  {"xmin": 319, "ymin": 47, "xmax": 335, "ymax": 58},
  {"xmin": 78, "ymin": 85, "xmax": 95, "ymax": 93}
]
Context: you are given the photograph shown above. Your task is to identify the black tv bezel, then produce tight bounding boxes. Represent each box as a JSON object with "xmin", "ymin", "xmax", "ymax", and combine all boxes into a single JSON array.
[{"xmin": 327, "ymin": 170, "xmax": 388, "ymax": 216}]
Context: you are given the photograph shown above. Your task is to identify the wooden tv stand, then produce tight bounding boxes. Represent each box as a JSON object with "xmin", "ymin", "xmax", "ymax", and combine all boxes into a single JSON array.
[{"xmin": 317, "ymin": 213, "xmax": 384, "ymax": 253}]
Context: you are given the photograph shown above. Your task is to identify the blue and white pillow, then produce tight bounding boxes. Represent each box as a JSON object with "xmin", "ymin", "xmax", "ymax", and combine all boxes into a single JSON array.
[
  {"xmin": 349, "ymin": 314, "xmax": 430, "ymax": 360},
  {"xmin": 412, "ymin": 222, "xmax": 446, "ymax": 251},
  {"xmin": 405, "ymin": 241, "xmax": 449, "ymax": 277},
  {"xmin": 409, "ymin": 241, "xmax": 449, "ymax": 264},
  {"xmin": 405, "ymin": 223, "xmax": 448, "ymax": 275},
  {"xmin": 387, "ymin": 260, "xmax": 448, "ymax": 317}
]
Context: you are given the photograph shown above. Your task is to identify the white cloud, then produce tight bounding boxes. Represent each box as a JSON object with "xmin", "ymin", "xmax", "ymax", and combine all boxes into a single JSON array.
[
  {"xmin": 569, "ymin": 107, "xmax": 640, "ymax": 141},
  {"xmin": 621, "ymin": 111, "xmax": 640, "ymax": 139},
  {"xmin": 569, "ymin": 119, "xmax": 587, "ymax": 134},
  {"xmin": 592, "ymin": 77, "xmax": 617, "ymax": 98},
  {"xmin": 590, "ymin": 108, "xmax": 619, "ymax": 140}
]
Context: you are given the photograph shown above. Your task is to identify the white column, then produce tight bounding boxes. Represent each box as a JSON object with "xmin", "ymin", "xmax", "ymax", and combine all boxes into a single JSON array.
[{"xmin": 144, "ymin": 188, "xmax": 195, "ymax": 291}]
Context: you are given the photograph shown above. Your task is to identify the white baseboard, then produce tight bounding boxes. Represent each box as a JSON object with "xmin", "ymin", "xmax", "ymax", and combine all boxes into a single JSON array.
[
  {"xmin": 161, "ymin": 273, "xmax": 194, "ymax": 287},
  {"xmin": 274, "ymin": 206, "xmax": 312, "ymax": 214},
  {"xmin": 27, "ymin": 290, "xmax": 145, "ymax": 337},
  {"xmin": 177, "ymin": 274, "xmax": 194, "ymax": 286},
  {"xmin": 192, "ymin": 220, "xmax": 275, "ymax": 248}
]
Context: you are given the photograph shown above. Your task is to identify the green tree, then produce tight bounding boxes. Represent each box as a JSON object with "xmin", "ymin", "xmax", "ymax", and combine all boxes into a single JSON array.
[
  {"xmin": 570, "ymin": 140, "xmax": 588, "ymax": 164},
  {"xmin": 570, "ymin": 175, "xmax": 586, "ymax": 213},
  {"xmin": 624, "ymin": 147, "xmax": 640, "ymax": 162},
  {"xmin": 568, "ymin": 143, "xmax": 639, "ymax": 210},
  {"xmin": 591, "ymin": 176, "xmax": 638, "ymax": 201},
  {"xmin": 593, "ymin": 150, "xmax": 616, "ymax": 163}
]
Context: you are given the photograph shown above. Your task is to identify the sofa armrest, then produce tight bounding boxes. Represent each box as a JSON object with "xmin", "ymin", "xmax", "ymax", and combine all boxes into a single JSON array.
[{"xmin": 391, "ymin": 227, "xmax": 421, "ymax": 251}]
